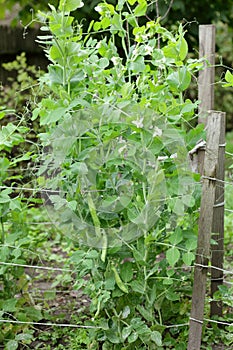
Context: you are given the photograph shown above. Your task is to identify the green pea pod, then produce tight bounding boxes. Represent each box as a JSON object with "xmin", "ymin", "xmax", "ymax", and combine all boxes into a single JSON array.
[
  {"xmin": 112, "ymin": 266, "xmax": 128, "ymax": 293},
  {"xmin": 87, "ymin": 192, "xmax": 107, "ymax": 262},
  {"xmin": 101, "ymin": 231, "xmax": 108, "ymax": 263}
]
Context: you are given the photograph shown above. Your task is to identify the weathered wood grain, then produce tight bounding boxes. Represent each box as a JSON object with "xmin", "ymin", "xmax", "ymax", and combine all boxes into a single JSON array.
[
  {"xmin": 188, "ymin": 111, "xmax": 225, "ymax": 350},
  {"xmin": 198, "ymin": 25, "xmax": 215, "ymax": 124}
]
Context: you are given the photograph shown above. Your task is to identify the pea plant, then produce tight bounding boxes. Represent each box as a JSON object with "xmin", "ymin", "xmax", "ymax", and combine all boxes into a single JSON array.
[
  {"xmin": 33, "ymin": 0, "xmax": 205, "ymax": 348},
  {"xmin": 0, "ymin": 110, "xmax": 46, "ymax": 348},
  {"xmin": 0, "ymin": 114, "xmax": 29, "ymax": 299}
]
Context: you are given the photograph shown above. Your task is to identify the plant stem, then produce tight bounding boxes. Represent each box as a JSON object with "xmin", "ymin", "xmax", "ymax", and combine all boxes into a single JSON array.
[{"xmin": 1, "ymin": 217, "xmax": 5, "ymax": 244}]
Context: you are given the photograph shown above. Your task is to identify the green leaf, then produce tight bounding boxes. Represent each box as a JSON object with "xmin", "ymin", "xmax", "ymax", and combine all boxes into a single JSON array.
[
  {"xmin": 15, "ymin": 333, "xmax": 33, "ymax": 342},
  {"xmin": 167, "ymin": 67, "xmax": 191, "ymax": 92},
  {"xmin": 49, "ymin": 45, "xmax": 62, "ymax": 62},
  {"xmin": 132, "ymin": 249, "xmax": 146, "ymax": 265},
  {"xmin": 117, "ymin": 0, "xmax": 126, "ymax": 11},
  {"xmin": 70, "ymin": 162, "xmax": 88, "ymax": 175},
  {"xmin": 100, "ymin": 17, "xmax": 111, "ymax": 29},
  {"xmin": 178, "ymin": 66, "xmax": 191, "ymax": 90},
  {"xmin": 182, "ymin": 251, "xmax": 195, "ymax": 266},
  {"xmin": 86, "ymin": 250, "xmax": 99, "ymax": 259},
  {"xmin": 185, "ymin": 123, "xmax": 205, "ymax": 148},
  {"xmin": 128, "ymin": 331, "xmax": 138, "ymax": 343},
  {"xmin": 169, "ymin": 198, "xmax": 184, "ymax": 216},
  {"xmin": 130, "ymin": 279, "xmax": 145, "ymax": 294},
  {"xmin": 179, "ymin": 37, "xmax": 188, "ymax": 61},
  {"xmin": 0, "ymin": 195, "xmax": 11, "ymax": 204},
  {"xmin": 185, "ymin": 238, "xmax": 197, "ymax": 251},
  {"xmin": 24, "ymin": 306, "xmax": 43, "ymax": 321},
  {"xmin": 0, "ymin": 298, "xmax": 17, "ymax": 312},
  {"xmin": 122, "ymin": 326, "xmax": 132, "ymax": 341},
  {"xmin": 49, "ymin": 13, "xmax": 74, "ymax": 37},
  {"xmin": 32, "ymin": 107, "xmax": 41, "ymax": 121},
  {"xmin": 182, "ymin": 194, "xmax": 195, "ymax": 207},
  {"xmin": 166, "ymin": 247, "xmax": 180, "ymax": 267},
  {"xmin": 0, "ymin": 246, "xmax": 10, "ymax": 262},
  {"xmin": 136, "ymin": 305, "xmax": 153, "ymax": 322},
  {"xmin": 172, "ymin": 198, "xmax": 185, "ymax": 216},
  {"xmin": 169, "ymin": 228, "xmax": 183, "ymax": 245},
  {"xmin": 225, "ymin": 70, "xmax": 233, "ymax": 84},
  {"xmin": 223, "ymin": 70, "xmax": 233, "ymax": 87},
  {"xmin": 93, "ymin": 21, "xmax": 101, "ymax": 31},
  {"xmin": 105, "ymin": 328, "xmax": 121, "ymax": 344},
  {"xmin": 47, "ymin": 65, "xmax": 64, "ymax": 85},
  {"xmin": 166, "ymin": 289, "xmax": 180, "ymax": 301},
  {"xmin": 129, "ymin": 56, "xmax": 146, "ymax": 73},
  {"xmin": 134, "ymin": 0, "xmax": 147, "ymax": 16},
  {"xmin": 181, "ymin": 100, "xmax": 198, "ymax": 115},
  {"xmin": 95, "ymin": 3, "xmax": 115, "ymax": 15},
  {"xmin": 59, "ymin": 0, "xmax": 84, "ymax": 12},
  {"xmin": 49, "ymin": 195, "xmax": 67, "ymax": 210},
  {"xmin": 119, "ymin": 195, "xmax": 131, "ymax": 208},
  {"xmin": 127, "ymin": 0, "xmax": 137, "ymax": 5},
  {"xmin": 163, "ymin": 277, "xmax": 173, "ymax": 285},
  {"xmin": 12, "ymin": 248, "xmax": 22, "ymax": 259},
  {"xmin": 105, "ymin": 273, "xmax": 116, "ymax": 290},
  {"xmin": 122, "ymin": 305, "xmax": 131, "ymax": 319},
  {"xmin": 41, "ymin": 107, "xmax": 68, "ymax": 125},
  {"xmin": 151, "ymin": 331, "xmax": 162, "ymax": 346},
  {"xmin": 5, "ymin": 340, "xmax": 18, "ymax": 350},
  {"xmin": 120, "ymin": 261, "xmax": 134, "ymax": 282},
  {"xmin": 0, "ymin": 111, "xmax": 5, "ymax": 120},
  {"xmin": 67, "ymin": 200, "xmax": 77, "ymax": 211},
  {"xmin": 99, "ymin": 57, "xmax": 109, "ymax": 69}
]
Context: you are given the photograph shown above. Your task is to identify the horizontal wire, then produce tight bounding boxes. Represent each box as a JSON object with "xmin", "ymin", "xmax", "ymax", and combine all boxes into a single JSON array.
[
  {"xmin": 201, "ymin": 318, "xmax": 232, "ymax": 327},
  {"xmin": 4, "ymin": 167, "xmax": 41, "ymax": 172},
  {"xmin": 17, "ymin": 222, "xmax": 57, "ymax": 225},
  {"xmin": 189, "ymin": 317, "xmax": 203, "ymax": 325},
  {"xmin": 202, "ymin": 176, "xmax": 232, "ymax": 185},
  {"xmin": 164, "ymin": 322, "xmax": 189, "ymax": 328},
  {"xmin": 0, "ymin": 319, "xmax": 100, "ymax": 329},
  {"xmin": 26, "ymin": 289, "xmax": 85, "ymax": 295},
  {"xmin": 194, "ymin": 263, "xmax": 233, "ymax": 275},
  {"xmin": 0, "ymin": 185, "xmax": 63, "ymax": 193},
  {"xmin": 0, "ymin": 261, "xmax": 72, "ymax": 272},
  {"xmin": 0, "ymin": 317, "xmax": 232, "ymax": 329},
  {"xmin": 0, "ymin": 260, "xmax": 232, "ymax": 278}
]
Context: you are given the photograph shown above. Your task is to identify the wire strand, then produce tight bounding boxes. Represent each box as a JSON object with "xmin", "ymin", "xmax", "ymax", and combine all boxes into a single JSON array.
[
  {"xmin": 0, "ymin": 319, "xmax": 100, "ymax": 329},
  {"xmin": 0, "ymin": 261, "xmax": 72, "ymax": 272}
]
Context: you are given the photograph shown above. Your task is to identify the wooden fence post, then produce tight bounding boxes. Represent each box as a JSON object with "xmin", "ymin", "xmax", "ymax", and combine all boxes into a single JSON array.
[
  {"xmin": 198, "ymin": 25, "xmax": 215, "ymax": 124},
  {"xmin": 187, "ymin": 111, "xmax": 225, "ymax": 350},
  {"xmin": 198, "ymin": 24, "xmax": 225, "ymax": 319},
  {"xmin": 210, "ymin": 112, "xmax": 225, "ymax": 317}
]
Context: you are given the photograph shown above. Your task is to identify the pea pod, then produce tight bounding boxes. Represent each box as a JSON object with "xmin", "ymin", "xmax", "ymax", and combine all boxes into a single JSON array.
[
  {"xmin": 101, "ymin": 231, "xmax": 108, "ymax": 263},
  {"xmin": 87, "ymin": 192, "xmax": 107, "ymax": 262},
  {"xmin": 112, "ymin": 266, "xmax": 128, "ymax": 293}
]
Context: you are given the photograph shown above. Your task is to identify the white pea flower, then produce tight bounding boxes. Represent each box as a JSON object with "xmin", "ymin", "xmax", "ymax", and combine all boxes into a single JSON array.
[
  {"xmin": 132, "ymin": 118, "xmax": 144, "ymax": 128},
  {"xmin": 153, "ymin": 126, "xmax": 162, "ymax": 137}
]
